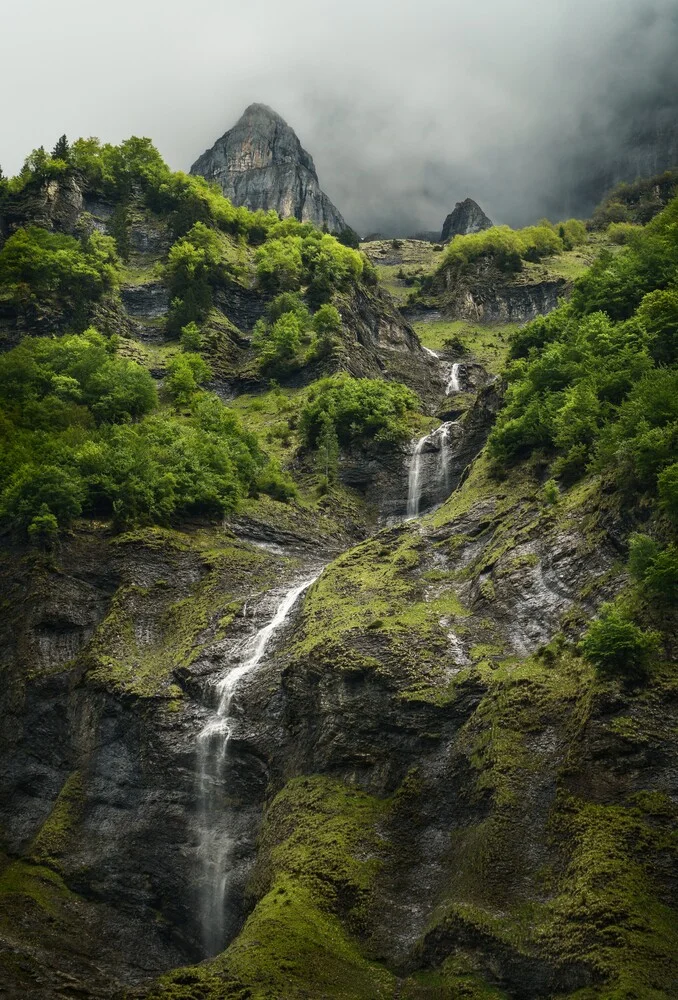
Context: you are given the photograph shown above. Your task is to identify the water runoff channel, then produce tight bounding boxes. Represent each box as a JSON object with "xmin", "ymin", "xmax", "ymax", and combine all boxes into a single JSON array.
[{"xmin": 195, "ymin": 350, "xmax": 465, "ymax": 955}]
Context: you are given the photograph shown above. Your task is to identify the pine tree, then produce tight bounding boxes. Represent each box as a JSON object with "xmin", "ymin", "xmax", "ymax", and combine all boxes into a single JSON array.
[{"xmin": 52, "ymin": 135, "xmax": 70, "ymax": 162}]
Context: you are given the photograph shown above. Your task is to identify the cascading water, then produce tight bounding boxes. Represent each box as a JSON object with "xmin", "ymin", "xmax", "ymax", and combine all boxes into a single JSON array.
[
  {"xmin": 406, "ymin": 422, "xmax": 457, "ymax": 519},
  {"xmin": 406, "ymin": 434, "xmax": 429, "ymax": 518},
  {"xmin": 446, "ymin": 363, "xmax": 462, "ymax": 394},
  {"xmin": 196, "ymin": 574, "xmax": 319, "ymax": 956}
]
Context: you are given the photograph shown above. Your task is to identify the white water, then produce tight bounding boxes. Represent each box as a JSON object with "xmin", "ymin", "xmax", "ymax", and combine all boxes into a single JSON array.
[
  {"xmin": 406, "ymin": 434, "xmax": 430, "ymax": 518},
  {"xmin": 423, "ymin": 346, "xmax": 439, "ymax": 358},
  {"xmin": 446, "ymin": 363, "xmax": 462, "ymax": 394},
  {"xmin": 406, "ymin": 422, "xmax": 457, "ymax": 519},
  {"xmin": 196, "ymin": 575, "xmax": 319, "ymax": 955}
]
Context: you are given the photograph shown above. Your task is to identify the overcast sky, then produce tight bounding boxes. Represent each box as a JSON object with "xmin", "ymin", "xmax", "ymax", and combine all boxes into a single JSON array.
[{"xmin": 2, "ymin": 0, "xmax": 677, "ymax": 232}]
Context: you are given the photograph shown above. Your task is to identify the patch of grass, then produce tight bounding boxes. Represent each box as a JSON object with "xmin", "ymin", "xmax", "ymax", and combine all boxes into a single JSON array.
[
  {"xmin": 29, "ymin": 772, "xmax": 84, "ymax": 868},
  {"xmin": 413, "ymin": 320, "xmax": 517, "ymax": 373}
]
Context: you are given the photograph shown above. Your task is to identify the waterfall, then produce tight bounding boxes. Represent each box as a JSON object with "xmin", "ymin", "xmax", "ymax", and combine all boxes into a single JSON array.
[
  {"xmin": 406, "ymin": 434, "xmax": 429, "ymax": 518},
  {"xmin": 196, "ymin": 575, "xmax": 319, "ymax": 956},
  {"xmin": 423, "ymin": 346, "xmax": 439, "ymax": 358},
  {"xmin": 446, "ymin": 363, "xmax": 461, "ymax": 394},
  {"xmin": 406, "ymin": 422, "xmax": 457, "ymax": 519}
]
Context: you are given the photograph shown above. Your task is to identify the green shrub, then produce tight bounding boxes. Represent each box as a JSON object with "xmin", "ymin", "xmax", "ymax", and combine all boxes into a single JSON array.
[
  {"xmin": 165, "ymin": 353, "xmax": 211, "ymax": 405},
  {"xmin": 580, "ymin": 605, "xmax": 661, "ymax": 681},
  {"xmin": 607, "ymin": 222, "xmax": 641, "ymax": 245},
  {"xmin": 179, "ymin": 321, "xmax": 203, "ymax": 352},
  {"xmin": 629, "ymin": 534, "xmax": 678, "ymax": 605},
  {"xmin": 0, "ymin": 328, "xmax": 157, "ymax": 424},
  {"xmin": 635, "ymin": 288, "xmax": 678, "ymax": 366},
  {"xmin": 542, "ymin": 478, "xmax": 560, "ymax": 505},
  {"xmin": 658, "ymin": 463, "xmax": 678, "ymax": 524},
  {"xmin": 489, "ymin": 195, "xmax": 678, "ymax": 490},
  {"xmin": 255, "ymin": 460, "xmax": 297, "ymax": 502},
  {"xmin": 0, "ymin": 464, "xmax": 86, "ymax": 532},
  {"xmin": 0, "ymin": 333, "xmax": 291, "ymax": 535},
  {"xmin": 299, "ymin": 374, "xmax": 418, "ymax": 450},
  {"xmin": 442, "ymin": 224, "xmax": 563, "ymax": 271},
  {"xmin": 0, "ymin": 226, "xmax": 119, "ymax": 327}
]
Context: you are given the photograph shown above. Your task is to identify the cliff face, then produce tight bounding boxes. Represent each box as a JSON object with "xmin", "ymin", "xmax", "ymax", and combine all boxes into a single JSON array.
[
  {"xmin": 190, "ymin": 104, "xmax": 348, "ymax": 233},
  {"xmin": 2, "ymin": 151, "xmax": 678, "ymax": 1000}
]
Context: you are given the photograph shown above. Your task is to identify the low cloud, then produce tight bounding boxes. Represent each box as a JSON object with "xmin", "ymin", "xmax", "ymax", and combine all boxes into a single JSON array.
[{"xmin": 3, "ymin": 0, "xmax": 677, "ymax": 233}]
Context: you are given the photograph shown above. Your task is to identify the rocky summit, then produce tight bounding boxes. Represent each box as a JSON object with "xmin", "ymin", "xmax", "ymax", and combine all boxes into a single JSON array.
[
  {"xmin": 190, "ymin": 103, "xmax": 348, "ymax": 233},
  {"xmin": 441, "ymin": 197, "xmax": 493, "ymax": 241}
]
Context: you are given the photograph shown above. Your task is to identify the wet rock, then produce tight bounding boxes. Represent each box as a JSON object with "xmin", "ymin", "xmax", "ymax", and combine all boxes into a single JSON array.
[{"xmin": 120, "ymin": 282, "xmax": 169, "ymax": 320}]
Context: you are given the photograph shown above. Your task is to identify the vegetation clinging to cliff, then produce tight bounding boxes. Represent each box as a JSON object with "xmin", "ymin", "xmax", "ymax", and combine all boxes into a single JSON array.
[{"xmin": 0, "ymin": 330, "xmax": 295, "ymax": 537}]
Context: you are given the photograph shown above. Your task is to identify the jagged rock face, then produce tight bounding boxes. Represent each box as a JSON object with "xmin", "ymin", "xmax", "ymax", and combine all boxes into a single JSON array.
[
  {"xmin": 424, "ymin": 252, "xmax": 569, "ymax": 325},
  {"xmin": 441, "ymin": 198, "xmax": 493, "ymax": 241},
  {"xmin": 190, "ymin": 104, "xmax": 347, "ymax": 233}
]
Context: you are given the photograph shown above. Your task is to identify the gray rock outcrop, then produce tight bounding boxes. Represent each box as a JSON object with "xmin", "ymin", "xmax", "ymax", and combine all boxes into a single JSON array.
[
  {"xmin": 190, "ymin": 104, "xmax": 347, "ymax": 233},
  {"xmin": 441, "ymin": 197, "xmax": 493, "ymax": 241}
]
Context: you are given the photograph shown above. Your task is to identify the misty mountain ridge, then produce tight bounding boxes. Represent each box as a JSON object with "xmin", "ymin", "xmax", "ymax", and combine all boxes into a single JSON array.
[{"xmin": 189, "ymin": 101, "xmax": 678, "ymax": 240}]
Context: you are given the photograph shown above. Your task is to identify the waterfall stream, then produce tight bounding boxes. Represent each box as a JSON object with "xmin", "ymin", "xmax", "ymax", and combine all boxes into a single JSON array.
[
  {"xmin": 196, "ymin": 574, "xmax": 319, "ymax": 955},
  {"xmin": 446, "ymin": 363, "xmax": 461, "ymax": 394},
  {"xmin": 406, "ymin": 422, "xmax": 457, "ymax": 519}
]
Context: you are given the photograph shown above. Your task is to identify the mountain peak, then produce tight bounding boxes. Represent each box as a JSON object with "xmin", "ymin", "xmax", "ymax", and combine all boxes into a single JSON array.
[
  {"xmin": 441, "ymin": 198, "xmax": 493, "ymax": 241},
  {"xmin": 190, "ymin": 105, "xmax": 347, "ymax": 232}
]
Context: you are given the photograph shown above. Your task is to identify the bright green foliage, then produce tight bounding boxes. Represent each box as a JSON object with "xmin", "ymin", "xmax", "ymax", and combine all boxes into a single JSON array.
[
  {"xmin": 299, "ymin": 374, "xmax": 418, "ymax": 450},
  {"xmin": 0, "ymin": 332, "xmax": 287, "ymax": 535},
  {"xmin": 312, "ymin": 302, "xmax": 342, "ymax": 356},
  {"xmin": 252, "ymin": 293, "xmax": 317, "ymax": 375},
  {"xmin": 179, "ymin": 321, "xmax": 203, "ymax": 352},
  {"xmin": 635, "ymin": 288, "xmax": 678, "ymax": 365},
  {"xmin": 558, "ymin": 218, "xmax": 588, "ymax": 246},
  {"xmin": 70, "ymin": 136, "xmax": 171, "ymax": 199},
  {"xmin": 165, "ymin": 352, "xmax": 211, "ymax": 406},
  {"xmin": 595, "ymin": 368, "xmax": 678, "ymax": 496},
  {"xmin": 256, "ymin": 235, "xmax": 304, "ymax": 292},
  {"xmin": 255, "ymin": 226, "xmax": 363, "ymax": 302},
  {"xmin": 572, "ymin": 198, "xmax": 678, "ymax": 321},
  {"xmin": 0, "ymin": 464, "xmax": 87, "ymax": 530},
  {"xmin": 256, "ymin": 312, "xmax": 305, "ymax": 375},
  {"xmin": 27, "ymin": 504, "xmax": 59, "ymax": 547},
  {"xmin": 629, "ymin": 534, "xmax": 678, "ymax": 606},
  {"xmin": 490, "ymin": 310, "xmax": 652, "ymax": 472},
  {"xmin": 255, "ymin": 458, "xmax": 298, "ymax": 502},
  {"xmin": 0, "ymin": 226, "xmax": 119, "ymax": 327},
  {"xmin": 580, "ymin": 605, "xmax": 661, "ymax": 681},
  {"xmin": 542, "ymin": 478, "xmax": 560, "ymax": 505},
  {"xmin": 443, "ymin": 224, "xmax": 563, "ymax": 272},
  {"xmin": 0, "ymin": 328, "xmax": 157, "ymax": 424},
  {"xmin": 607, "ymin": 221, "xmax": 641, "ymax": 245},
  {"xmin": 490, "ymin": 195, "xmax": 678, "ymax": 493},
  {"xmin": 165, "ymin": 222, "xmax": 235, "ymax": 332}
]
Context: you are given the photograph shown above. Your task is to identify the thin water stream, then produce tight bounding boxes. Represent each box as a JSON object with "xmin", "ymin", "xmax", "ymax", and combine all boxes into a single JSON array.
[
  {"xmin": 196, "ymin": 351, "xmax": 462, "ymax": 953},
  {"xmin": 196, "ymin": 574, "xmax": 320, "ymax": 955}
]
